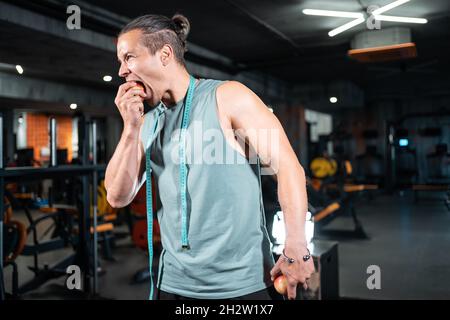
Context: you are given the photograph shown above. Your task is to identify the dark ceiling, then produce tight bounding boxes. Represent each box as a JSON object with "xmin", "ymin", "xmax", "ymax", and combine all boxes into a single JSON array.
[{"xmin": 1, "ymin": 0, "xmax": 450, "ymax": 95}]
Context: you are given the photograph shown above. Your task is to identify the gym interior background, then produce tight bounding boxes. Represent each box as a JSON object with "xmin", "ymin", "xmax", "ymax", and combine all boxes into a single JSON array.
[{"xmin": 0, "ymin": 0, "xmax": 449, "ymax": 300}]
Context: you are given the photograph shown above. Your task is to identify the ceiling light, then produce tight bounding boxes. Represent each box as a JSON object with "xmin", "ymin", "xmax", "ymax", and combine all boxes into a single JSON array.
[
  {"xmin": 329, "ymin": 17, "xmax": 365, "ymax": 37},
  {"xmin": 70, "ymin": 103, "xmax": 78, "ymax": 110},
  {"xmin": 374, "ymin": 15, "xmax": 427, "ymax": 24},
  {"xmin": 302, "ymin": 9, "xmax": 363, "ymax": 19},
  {"xmin": 304, "ymin": 0, "xmax": 426, "ymax": 36},
  {"xmin": 16, "ymin": 65, "xmax": 24, "ymax": 74},
  {"xmin": 330, "ymin": 97, "xmax": 338, "ymax": 103},
  {"xmin": 103, "ymin": 75, "xmax": 112, "ymax": 82}
]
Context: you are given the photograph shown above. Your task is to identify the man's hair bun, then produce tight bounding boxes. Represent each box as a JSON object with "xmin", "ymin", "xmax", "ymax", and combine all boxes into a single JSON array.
[{"xmin": 172, "ymin": 14, "xmax": 190, "ymax": 49}]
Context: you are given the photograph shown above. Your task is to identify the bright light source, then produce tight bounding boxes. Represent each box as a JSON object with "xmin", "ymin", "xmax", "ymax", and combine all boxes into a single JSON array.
[
  {"xmin": 271, "ymin": 211, "xmax": 314, "ymax": 255},
  {"xmin": 399, "ymin": 138, "xmax": 409, "ymax": 147},
  {"xmin": 302, "ymin": 9, "xmax": 365, "ymax": 36},
  {"xmin": 375, "ymin": 15, "xmax": 427, "ymax": 24},
  {"xmin": 70, "ymin": 103, "xmax": 78, "ymax": 110},
  {"xmin": 303, "ymin": 9, "xmax": 364, "ymax": 19},
  {"xmin": 372, "ymin": 0, "xmax": 410, "ymax": 16},
  {"xmin": 103, "ymin": 75, "xmax": 112, "ymax": 82},
  {"xmin": 329, "ymin": 97, "xmax": 338, "ymax": 103},
  {"xmin": 329, "ymin": 17, "xmax": 365, "ymax": 37},
  {"xmin": 305, "ymin": 0, "xmax": 426, "ymax": 37},
  {"xmin": 272, "ymin": 211, "xmax": 286, "ymax": 247},
  {"xmin": 305, "ymin": 214, "xmax": 315, "ymax": 245},
  {"xmin": 16, "ymin": 65, "xmax": 24, "ymax": 74}
]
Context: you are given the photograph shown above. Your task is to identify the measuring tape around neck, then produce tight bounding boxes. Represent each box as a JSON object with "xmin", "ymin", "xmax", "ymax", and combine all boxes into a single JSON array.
[{"xmin": 145, "ymin": 75, "xmax": 196, "ymax": 300}]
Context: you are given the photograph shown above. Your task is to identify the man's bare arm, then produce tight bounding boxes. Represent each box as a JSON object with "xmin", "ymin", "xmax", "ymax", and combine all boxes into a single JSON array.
[
  {"xmin": 105, "ymin": 123, "xmax": 145, "ymax": 208},
  {"xmin": 216, "ymin": 81, "xmax": 314, "ymax": 300},
  {"xmin": 105, "ymin": 81, "xmax": 147, "ymax": 208}
]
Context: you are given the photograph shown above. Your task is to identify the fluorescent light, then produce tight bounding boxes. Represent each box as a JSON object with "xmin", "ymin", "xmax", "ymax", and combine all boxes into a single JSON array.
[
  {"xmin": 305, "ymin": 214, "xmax": 315, "ymax": 245},
  {"xmin": 330, "ymin": 97, "xmax": 338, "ymax": 103},
  {"xmin": 16, "ymin": 65, "xmax": 24, "ymax": 74},
  {"xmin": 375, "ymin": 15, "xmax": 427, "ymax": 24},
  {"xmin": 372, "ymin": 0, "xmax": 410, "ymax": 16},
  {"xmin": 272, "ymin": 211, "xmax": 286, "ymax": 247},
  {"xmin": 329, "ymin": 17, "xmax": 365, "ymax": 37},
  {"xmin": 103, "ymin": 75, "xmax": 112, "ymax": 82},
  {"xmin": 272, "ymin": 211, "xmax": 314, "ymax": 252},
  {"xmin": 70, "ymin": 103, "xmax": 78, "ymax": 110},
  {"xmin": 304, "ymin": 0, "xmax": 425, "ymax": 37},
  {"xmin": 399, "ymin": 138, "xmax": 409, "ymax": 147},
  {"xmin": 303, "ymin": 9, "xmax": 364, "ymax": 19}
]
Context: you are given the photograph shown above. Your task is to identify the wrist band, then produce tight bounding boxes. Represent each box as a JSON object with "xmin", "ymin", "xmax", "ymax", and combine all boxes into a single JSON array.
[{"xmin": 282, "ymin": 247, "xmax": 311, "ymax": 263}]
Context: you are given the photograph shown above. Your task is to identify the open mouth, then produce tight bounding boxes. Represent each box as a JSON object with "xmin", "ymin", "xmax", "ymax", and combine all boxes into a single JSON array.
[{"xmin": 134, "ymin": 80, "xmax": 146, "ymax": 94}]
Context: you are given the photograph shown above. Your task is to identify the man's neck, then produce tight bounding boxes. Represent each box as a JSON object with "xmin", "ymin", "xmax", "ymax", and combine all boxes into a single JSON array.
[{"xmin": 161, "ymin": 69, "xmax": 191, "ymax": 107}]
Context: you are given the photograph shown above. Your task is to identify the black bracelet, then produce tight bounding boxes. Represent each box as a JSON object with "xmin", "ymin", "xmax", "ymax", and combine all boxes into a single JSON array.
[{"xmin": 282, "ymin": 247, "xmax": 311, "ymax": 263}]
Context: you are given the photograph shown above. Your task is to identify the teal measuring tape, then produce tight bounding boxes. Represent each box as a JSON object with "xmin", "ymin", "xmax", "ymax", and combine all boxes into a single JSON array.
[
  {"xmin": 145, "ymin": 75, "xmax": 196, "ymax": 300},
  {"xmin": 179, "ymin": 76, "xmax": 195, "ymax": 248}
]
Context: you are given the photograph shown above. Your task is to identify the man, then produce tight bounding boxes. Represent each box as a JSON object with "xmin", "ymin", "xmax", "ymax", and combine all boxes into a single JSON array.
[{"xmin": 105, "ymin": 13, "xmax": 314, "ymax": 300}]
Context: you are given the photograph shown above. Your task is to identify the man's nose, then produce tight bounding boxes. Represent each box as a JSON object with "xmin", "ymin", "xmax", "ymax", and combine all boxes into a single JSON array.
[{"xmin": 118, "ymin": 62, "xmax": 130, "ymax": 78}]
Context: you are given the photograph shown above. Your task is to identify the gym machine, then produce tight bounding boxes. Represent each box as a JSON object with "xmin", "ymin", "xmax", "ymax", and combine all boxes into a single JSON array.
[
  {"xmin": 308, "ymin": 152, "xmax": 377, "ymax": 240},
  {"xmin": 386, "ymin": 111, "xmax": 450, "ymax": 204},
  {"xmin": 1, "ymin": 113, "xmax": 106, "ymax": 300}
]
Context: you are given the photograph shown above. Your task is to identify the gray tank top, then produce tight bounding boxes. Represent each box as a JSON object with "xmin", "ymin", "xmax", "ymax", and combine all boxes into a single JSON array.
[{"xmin": 140, "ymin": 78, "xmax": 274, "ymax": 299}]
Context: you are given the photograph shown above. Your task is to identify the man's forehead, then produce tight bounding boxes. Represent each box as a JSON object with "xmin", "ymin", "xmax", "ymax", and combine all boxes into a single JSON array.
[
  {"xmin": 116, "ymin": 45, "xmax": 130, "ymax": 58},
  {"xmin": 117, "ymin": 31, "xmax": 143, "ymax": 56}
]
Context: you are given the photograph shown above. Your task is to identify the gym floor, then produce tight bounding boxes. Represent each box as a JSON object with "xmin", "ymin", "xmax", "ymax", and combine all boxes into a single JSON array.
[{"xmin": 5, "ymin": 192, "xmax": 449, "ymax": 300}]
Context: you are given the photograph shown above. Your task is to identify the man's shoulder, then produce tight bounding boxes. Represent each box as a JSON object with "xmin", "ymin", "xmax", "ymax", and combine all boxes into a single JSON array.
[
  {"xmin": 217, "ymin": 80, "xmax": 255, "ymax": 98},
  {"xmin": 216, "ymin": 80, "xmax": 258, "ymax": 111}
]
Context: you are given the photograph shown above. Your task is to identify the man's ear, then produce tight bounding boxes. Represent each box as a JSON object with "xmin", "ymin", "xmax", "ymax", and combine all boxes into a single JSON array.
[{"xmin": 160, "ymin": 44, "xmax": 174, "ymax": 66}]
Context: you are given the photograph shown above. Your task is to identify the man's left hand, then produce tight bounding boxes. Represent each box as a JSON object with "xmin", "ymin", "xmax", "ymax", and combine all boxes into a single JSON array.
[{"xmin": 270, "ymin": 245, "xmax": 316, "ymax": 300}]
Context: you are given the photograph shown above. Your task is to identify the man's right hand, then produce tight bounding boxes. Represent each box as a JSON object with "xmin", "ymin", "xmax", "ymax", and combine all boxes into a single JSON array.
[{"xmin": 114, "ymin": 81, "xmax": 147, "ymax": 129}]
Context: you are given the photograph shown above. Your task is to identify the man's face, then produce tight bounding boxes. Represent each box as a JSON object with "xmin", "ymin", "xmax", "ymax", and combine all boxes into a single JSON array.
[{"xmin": 117, "ymin": 29, "xmax": 165, "ymax": 107}]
